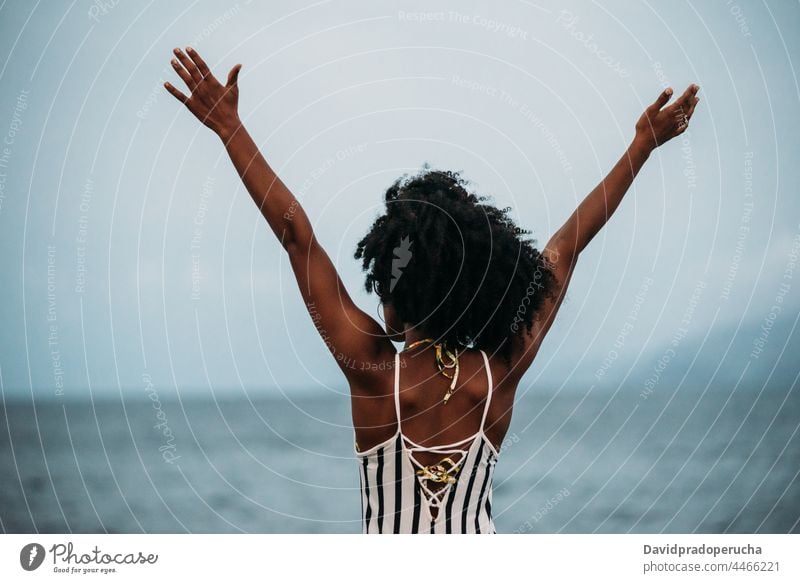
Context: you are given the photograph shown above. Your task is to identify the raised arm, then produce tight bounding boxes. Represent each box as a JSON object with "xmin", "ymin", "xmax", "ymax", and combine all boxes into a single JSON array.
[
  {"xmin": 164, "ymin": 47, "xmax": 392, "ymax": 380},
  {"xmin": 508, "ymin": 84, "xmax": 700, "ymax": 378},
  {"xmin": 550, "ymin": 84, "xmax": 700, "ymax": 259}
]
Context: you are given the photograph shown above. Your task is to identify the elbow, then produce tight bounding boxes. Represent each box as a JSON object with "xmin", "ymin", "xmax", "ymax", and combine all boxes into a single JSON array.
[
  {"xmin": 283, "ymin": 227, "xmax": 316, "ymax": 257},
  {"xmin": 281, "ymin": 233, "xmax": 296, "ymax": 252},
  {"xmin": 280, "ymin": 221, "xmax": 314, "ymax": 252},
  {"xmin": 280, "ymin": 230, "xmax": 297, "ymax": 252},
  {"xmin": 544, "ymin": 231, "xmax": 579, "ymax": 266}
]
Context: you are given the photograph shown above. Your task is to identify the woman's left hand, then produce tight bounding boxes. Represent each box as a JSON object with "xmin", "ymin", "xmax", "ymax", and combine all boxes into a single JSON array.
[
  {"xmin": 633, "ymin": 84, "xmax": 700, "ymax": 151},
  {"xmin": 164, "ymin": 47, "xmax": 243, "ymax": 140}
]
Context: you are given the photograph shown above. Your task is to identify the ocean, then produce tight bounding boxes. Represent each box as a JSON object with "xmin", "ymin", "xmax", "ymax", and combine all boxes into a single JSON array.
[{"xmin": 1, "ymin": 384, "xmax": 798, "ymax": 533}]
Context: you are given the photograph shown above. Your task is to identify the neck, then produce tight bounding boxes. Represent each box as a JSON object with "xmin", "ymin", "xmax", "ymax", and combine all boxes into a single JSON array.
[
  {"xmin": 401, "ymin": 329, "xmax": 463, "ymax": 355},
  {"xmin": 401, "ymin": 328, "xmax": 434, "ymax": 351}
]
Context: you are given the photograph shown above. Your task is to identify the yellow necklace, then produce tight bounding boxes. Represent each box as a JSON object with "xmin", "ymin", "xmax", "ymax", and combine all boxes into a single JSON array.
[{"xmin": 402, "ymin": 338, "xmax": 460, "ymax": 404}]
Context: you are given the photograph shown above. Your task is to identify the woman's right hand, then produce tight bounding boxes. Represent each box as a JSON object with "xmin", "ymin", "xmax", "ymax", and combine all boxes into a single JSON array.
[
  {"xmin": 164, "ymin": 46, "xmax": 243, "ymax": 140},
  {"xmin": 633, "ymin": 84, "xmax": 700, "ymax": 151}
]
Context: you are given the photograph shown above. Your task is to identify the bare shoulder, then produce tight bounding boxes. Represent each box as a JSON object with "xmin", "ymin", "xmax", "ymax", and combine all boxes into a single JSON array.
[
  {"xmin": 482, "ymin": 349, "xmax": 522, "ymax": 393},
  {"xmin": 344, "ymin": 342, "xmax": 398, "ymax": 397},
  {"xmin": 480, "ymin": 351, "xmax": 520, "ymax": 449}
]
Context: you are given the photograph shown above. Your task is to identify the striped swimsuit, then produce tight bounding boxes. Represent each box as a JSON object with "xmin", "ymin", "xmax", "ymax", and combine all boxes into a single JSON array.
[{"xmin": 354, "ymin": 350, "xmax": 499, "ymax": 534}]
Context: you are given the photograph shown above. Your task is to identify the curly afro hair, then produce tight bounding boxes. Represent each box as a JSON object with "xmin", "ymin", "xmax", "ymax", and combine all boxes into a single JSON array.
[{"xmin": 355, "ymin": 165, "xmax": 559, "ymax": 362}]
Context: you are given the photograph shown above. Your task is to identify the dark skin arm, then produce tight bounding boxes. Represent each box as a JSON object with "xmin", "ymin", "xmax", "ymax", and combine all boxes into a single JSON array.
[
  {"xmin": 164, "ymin": 49, "xmax": 701, "ymax": 392},
  {"xmin": 506, "ymin": 84, "xmax": 701, "ymax": 382},
  {"xmin": 164, "ymin": 47, "xmax": 393, "ymax": 388}
]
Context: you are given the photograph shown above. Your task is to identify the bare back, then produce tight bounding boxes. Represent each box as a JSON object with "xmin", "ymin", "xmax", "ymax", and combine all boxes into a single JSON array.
[{"xmin": 350, "ymin": 348, "xmax": 516, "ymax": 462}]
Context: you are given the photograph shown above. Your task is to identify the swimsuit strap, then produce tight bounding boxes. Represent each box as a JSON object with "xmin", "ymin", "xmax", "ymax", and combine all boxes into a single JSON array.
[
  {"xmin": 393, "ymin": 351, "xmax": 402, "ymax": 425},
  {"xmin": 479, "ymin": 349, "xmax": 493, "ymax": 430}
]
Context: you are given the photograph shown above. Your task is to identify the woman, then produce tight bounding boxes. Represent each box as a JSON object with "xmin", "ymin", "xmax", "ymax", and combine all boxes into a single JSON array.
[{"xmin": 164, "ymin": 47, "xmax": 699, "ymax": 534}]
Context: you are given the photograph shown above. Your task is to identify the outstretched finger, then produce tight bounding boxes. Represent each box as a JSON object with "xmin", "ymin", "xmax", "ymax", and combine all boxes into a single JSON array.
[
  {"xmin": 650, "ymin": 87, "xmax": 673, "ymax": 111},
  {"xmin": 170, "ymin": 58, "xmax": 194, "ymax": 90},
  {"xmin": 685, "ymin": 96, "xmax": 700, "ymax": 120},
  {"xmin": 186, "ymin": 46, "xmax": 211, "ymax": 78},
  {"xmin": 226, "ymin": 63, "xmax": 242, "ymax": 87},
  {"xmin": 173, "ymin": 47, "xmax": 202, "ymax": 84},
  {"xmin": 677, "ymin": 83, "xmax": 699, "ymax": 106},
  {"xmin": 164, "ymin": 81, "xmax": 188, "ymax": 103}
]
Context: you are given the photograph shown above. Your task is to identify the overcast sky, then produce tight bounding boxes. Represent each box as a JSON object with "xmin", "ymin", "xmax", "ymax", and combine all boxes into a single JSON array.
[{"xmin": 1, "ymin": 0, "xmax": 798, "ymax": 400}]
